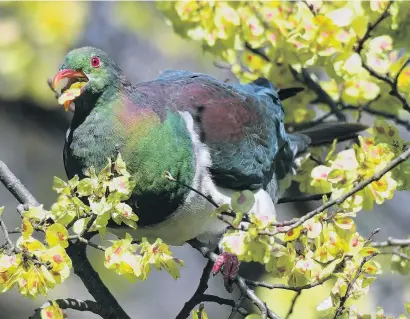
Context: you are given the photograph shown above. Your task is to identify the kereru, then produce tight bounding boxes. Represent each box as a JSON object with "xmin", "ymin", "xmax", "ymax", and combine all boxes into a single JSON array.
[{"xmin": 51, "ymin": 47, "xmax": 366, "ymax": 289}]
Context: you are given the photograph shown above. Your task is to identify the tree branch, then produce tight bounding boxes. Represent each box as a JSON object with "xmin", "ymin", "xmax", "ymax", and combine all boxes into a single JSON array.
[
  {"xmin": 285, "ymin": 291, "xmax": 301, "ymax": 319},
  {"xmin": 68, "ymin": 235, "xmax": 106, "ymax": 252},
  {"xmin": 245, "ymin": 42, "xmax": 270, "ymax": 62},
  {"xmin": 228, "ymin": 294, "xmax": 246, "ymax": 319},
  {"xmin": 290, "ymin": 67, "xmax": 347, "ymax": 122},
  {"xmin": 355, "ymin": 2, "xmax": 410, "ymax": 115},
  {"xmin": 175, "ymin": 259, "xmax": 214, "ymax": 319},
  {"xmin": 277, "ymin": 193, "xmax": 331, "ymax": 204},
  {"xmin": 372, "ymin": 237, "xmax": 410, "ymax": 248},
  {"xmin": 30, "ymin": 298, "xmax": 103, "ymax": 319},
  {"xmin": 188, "ymin": 239, "xmax": 281, "ymax": 319},
  {"xmin": 355, "ymin": 1, "xmax": 393, "ymax": 53},
  {"xmin": 342, "ymin": 104, "xmax": 410, "ymax": 131},
  {"xmin": 0, "ymin": 214, "xmax": 14, "ymax": 250},
  {"xmin": 333, "ymin": 252, "xmax": 378, "ymax": 319},
  {"xmin": 0, "ymin": 161, "xmax": 39, "ymax": 207},
  {"xmin": 302, "ymin": 1, "xmax": 317, "ymax": 15},
  {"xmin": 286, "ymin": 111, "xmax": 335, "ymax": 132},
  {"xmin": 266, "ymin": 146, "xmax": 410, "ymax": 235},
  {"xmin": 381, "ymin": 250, "xmax": 410, "ymax": 262},
  {"xmin": 245, "ymin": 274, "xmax": 332, "ymax": 292},
  {"xmin": 0, "ymin": 160, "xmax": 130, "ymax": 319},
  {"xmin": 201, "ymin": 294, "xmax": 249, "ymax": 317}
]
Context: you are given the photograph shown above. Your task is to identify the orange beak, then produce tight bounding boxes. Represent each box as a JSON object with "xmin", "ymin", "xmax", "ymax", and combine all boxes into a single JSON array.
[
  {"xmin": 52, "ymin": 69, "xmax": 87, "ymax": 90},
  {"xmin": 52, "ymin": 69, "xmax": 87, "ymax": 111}
]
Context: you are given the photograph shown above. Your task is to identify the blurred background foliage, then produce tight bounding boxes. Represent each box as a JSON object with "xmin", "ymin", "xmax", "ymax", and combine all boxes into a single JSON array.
[
  {"xmin": 0, "ymin": 2, "xmax": 87, "ymax": 105},
  {"xmin": 0, "ymin": 1, "xmax": 409, "ymax": 319},
  {"xmin": 0, "ymin": 1, "xmax": 217, "ymax": 107},
  {"xmin": 158, "ymin": 0, "xmax": 410, "ymax": 126}
]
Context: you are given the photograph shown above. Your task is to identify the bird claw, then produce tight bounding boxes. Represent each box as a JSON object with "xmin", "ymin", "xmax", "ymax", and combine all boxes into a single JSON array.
[{"xmin": 212, "ymin": 252, "xmax": 240, "ymax": 293}]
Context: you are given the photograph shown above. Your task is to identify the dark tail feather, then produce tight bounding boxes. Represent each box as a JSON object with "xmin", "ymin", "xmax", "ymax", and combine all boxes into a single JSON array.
[
  {"xmin": 251, "ymin": 77, "xmax": 304, "ymax": 101},
  {"xmin": 277, "ymin": 87, "xmax": 304, "ymax": 101},
  {"xmin": 298, "ymin": 122, "xmax": 368, "ymax": 146}
]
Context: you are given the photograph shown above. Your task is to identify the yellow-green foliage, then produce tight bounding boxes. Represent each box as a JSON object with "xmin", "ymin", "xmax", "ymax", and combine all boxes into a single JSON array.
[
  {"xmin": 158, "ymin": 1, "xmax": 410, "ymax": 124},
  {"xmin": 0, "ymin": 2, "xmax": 87, "ymax": 104},
  {"xmin": 158, "ymin": 1, "xmax": 410, "ymax": 317},
  {"xmin": 0, "ymin": 154, "xmax": 183, "ymax": 303}
]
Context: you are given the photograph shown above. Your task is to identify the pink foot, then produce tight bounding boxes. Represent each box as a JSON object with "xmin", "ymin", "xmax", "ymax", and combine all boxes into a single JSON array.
[{"xmin": 212, "ymin": 252, "xmax": 240, "ymax": 292}]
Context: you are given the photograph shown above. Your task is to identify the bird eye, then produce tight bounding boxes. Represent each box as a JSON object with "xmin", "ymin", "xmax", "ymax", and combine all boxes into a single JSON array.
[{"xmin": 91, "ymin": 56, "xmax": 100, "ymax": 68}]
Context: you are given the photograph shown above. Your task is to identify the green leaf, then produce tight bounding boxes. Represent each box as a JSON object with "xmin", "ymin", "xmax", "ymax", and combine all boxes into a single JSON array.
[
  {"xmin": 23, "ymin": 205, "xmax": 49, "ymax": 222},
  {"xmin": 231, "ymin": 190, "xmax": 255, "ymax": 213},
  {"xmin": 317, "ymin": 296, "xmax": 334, "ymax": 312},
  {"xmin": 68, "ymin": 175, "xmax": 79, "ymax": 189},
  {"xmin": 232, "ymin": 212, "xmax": 244, "ymax": 226},
  {"xmin": 191, "ymin": 306, "xmax": 209, "ymax": 319},
  {"xmin": 376, "ymin": 306, "xmax": 385, "ymax": 318},
  {"xmin": 359, "ymin": 246, "xmax": 379, "ymax": 257},
  {"xmin": 0, "ymin": 206, "xmax": 3, "ymax": 217},
  {"xmin": 71, "ymin": 197, "xmax": 91, "ymax": 215},
  {"xmin": 211, "ymin": 203, "xmax": 231, "ymax": 216},
  {"xmin": 72, "ymin": 218, "xmax": 90, "ymax": 235},
  {"xmin": 76, "ymin": 178, "xmax": 92, "ymax": 197},
  {"xmin": 391, "ymin": 254, "xmax": 410, "ymax": 275},
  {"xmin": 52, "ymin": 177, "xmax": 70, "ymax": 194},
  {"xmin": 405, "ymin": 302, "xmax": 410, "ymax": 315},
  {"xmin": 114, "ymin": 153, "xmax": 130, "ymax": 176}
]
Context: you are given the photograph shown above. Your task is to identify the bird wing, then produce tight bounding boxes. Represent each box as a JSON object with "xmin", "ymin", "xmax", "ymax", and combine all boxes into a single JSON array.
[{"xmin": 129, "ymin": 70, "xmax": 308, "ymax": 192}]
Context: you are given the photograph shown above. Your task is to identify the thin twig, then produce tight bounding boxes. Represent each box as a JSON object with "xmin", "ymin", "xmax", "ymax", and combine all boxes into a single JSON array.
[
  {"xmin": 372, "ymin": 237, "xmax": 410, "ymax": 248},
  {"xmin": 188, "ymin": 239, "xmax": 281, "ymax": 319},
  {"xmin": 302, "ymin": 0, "xmax": 317, "ymax": 15},
  {"xmin": 68, "ymin": 235, "xmax": 106, "ymax": 252},
  {"xmin": 355, "ymin": 1, "xmax": 393, "ymax": 53},
  {"xmin": 245, "ymin": 42, "xmax": 270, "ymax": 62},
  {"xmin": 285, "ymin": 291, "xmax": 301, "ymax": 319},
  {"xmin": 356, "ymin": 62, "xmax": 410, "ymax": 113},
  {"xmin": 333, "ymin": 252, "xmax": 378, "ymax": 319},
  {"xmin": 290, "ymin": 67, "xmax": 346, "ymax": 121},
  {"xmin": 165, "ymin": 171, "xmax": 219, "ymax": 208},
  {"xmin": 0, "ymin": 216, "xmax": 14, "ymax": 249},
  {"xmin": 342, "ymin": 104, "xmax": 410, "ymax": 131},
  {"xmin": 286, "ymin": 112, "xmax": 335, "ymax": 132},
  {"xmin": 380, "ymin": 250, "xmax": 410, "ymax": 262},
  {"xmin": 228, "ymin": 294, "xmax": 246, "ymax": 319},
  {"xmin": 277, "ymin": 193, "xmax": 331, "ymax": 204},
  {"xmin": 246, "ymin": 274, "xmax": 332, "ymax": 291},
  {"xmin": 201, "ymin": 294, "xmax": 249, "ymax": 317},
  {"xmin": 365, "ymin": 228, "xmax": 381, "ymax": 244},
  {"xmin": 394, "ymin": 58, "xmax": 410, "ymax": 84},
  {"xmin": 264, "ymin": 147, "xmax": 410, "ymax": 235},
  {"xmin": 355, "ymin": 2, "xmax": 410, "ymax": 114},
  {"xmin": 175, "ymin": 259, "xmax": 214, "ymax": 319},
  {"xmin": 30, "ymin": 298, "xmax": 103, "ymax": 319},
  {"xmin": 7, "ymin": 228, "xmax": 21, "ymax": 234}
]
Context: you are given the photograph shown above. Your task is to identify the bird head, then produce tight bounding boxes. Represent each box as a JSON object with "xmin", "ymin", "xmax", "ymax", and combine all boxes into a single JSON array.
[{"xmin": 52, "ymin": 47, "xmax": 123, "ymax": 111}]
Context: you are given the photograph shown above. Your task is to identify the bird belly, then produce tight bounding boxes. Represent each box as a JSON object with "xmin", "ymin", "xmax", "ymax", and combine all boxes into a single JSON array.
[
  {"xmin": 109, "ymin": 185, "xmax": 224, "ymax": 246},
  {"xmin": 108, "ymin": 183, "xmax": 276, "ymax": 246}
]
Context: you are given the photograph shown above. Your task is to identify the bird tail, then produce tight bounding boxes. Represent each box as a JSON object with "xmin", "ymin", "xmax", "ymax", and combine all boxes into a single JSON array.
[
  {"xmin": 277, "ymin": 87, "xmax": 305, "ymax": 101},
  {"xmin": 297, "ymin": 122, "xmax": 368, "ymax": 147},
  {"xmin": 250, "ymin": 77, "xmax": 305, "ymax": 101}
]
